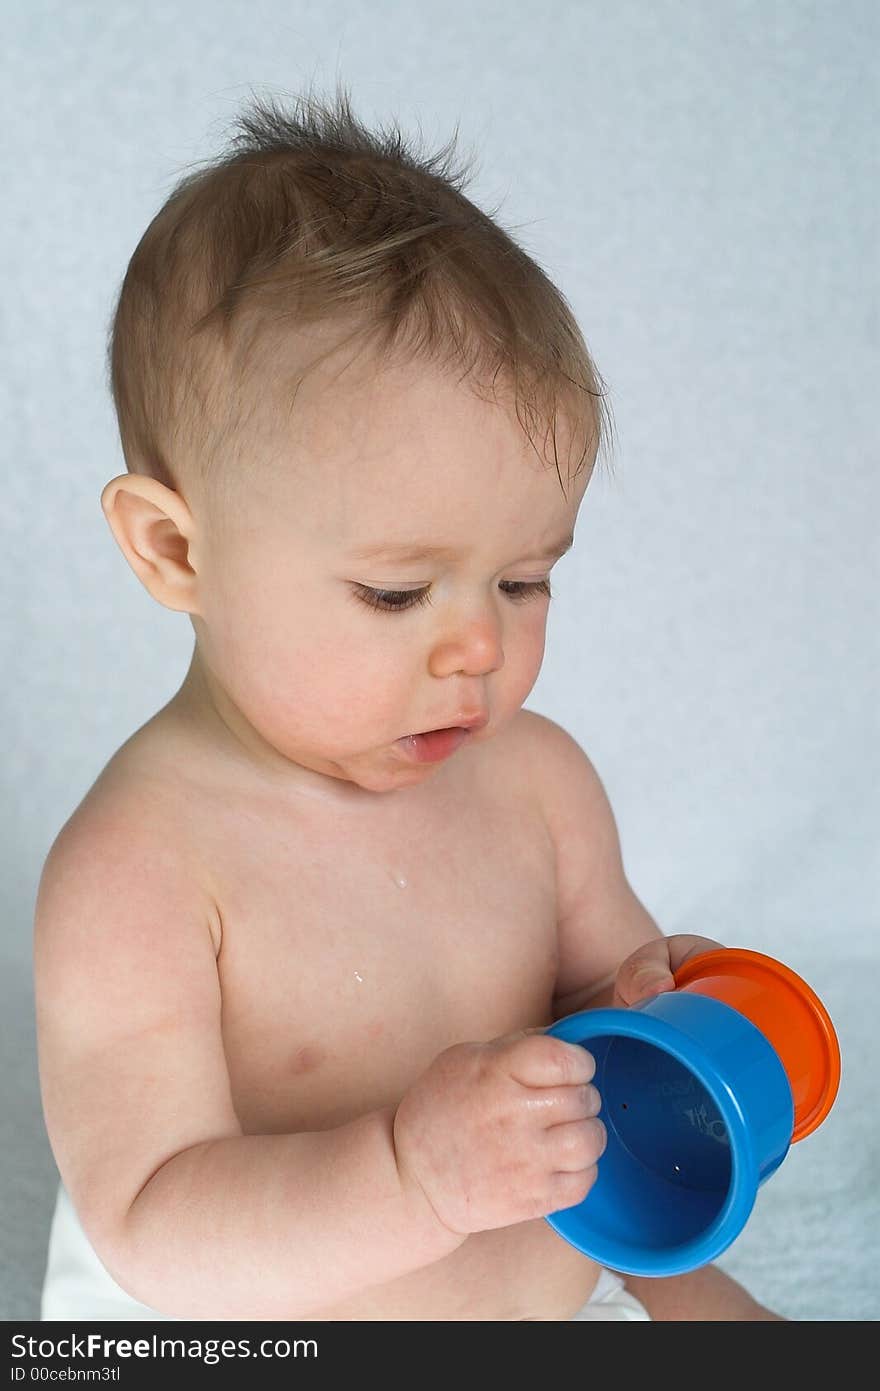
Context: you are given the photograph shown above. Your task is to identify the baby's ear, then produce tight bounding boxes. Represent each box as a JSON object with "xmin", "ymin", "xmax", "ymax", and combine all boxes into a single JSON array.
[{"xmin": 100, "ymin": 474, "xmax": 201, "ymax": 614}]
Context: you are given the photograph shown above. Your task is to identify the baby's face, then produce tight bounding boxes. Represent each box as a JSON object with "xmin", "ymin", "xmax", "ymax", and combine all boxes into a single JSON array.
[{"xmin": 191, "ymin": 355, "xmax": 590, "ymax": 794}]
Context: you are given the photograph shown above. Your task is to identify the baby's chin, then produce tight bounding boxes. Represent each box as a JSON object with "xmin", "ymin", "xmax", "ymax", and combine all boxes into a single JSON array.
[
  {"xmin": 277, "ymin": 743, "xmax": 450, "ymax": 799},
  {"xmin": 340, "ymin": 752, "xmax": 449, "ymax": 796}
]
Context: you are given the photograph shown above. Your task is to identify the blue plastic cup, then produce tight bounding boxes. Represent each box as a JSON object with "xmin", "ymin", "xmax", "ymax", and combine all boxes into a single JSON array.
[{"xmin": 544, "ymin": 990, "xmax": 796, "ymax": 1276}]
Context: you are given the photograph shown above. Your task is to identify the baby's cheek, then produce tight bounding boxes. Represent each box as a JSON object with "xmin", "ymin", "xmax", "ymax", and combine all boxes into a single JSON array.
[
  {"xmin": 247, "ymin": 629, "xmax": 396, "ymax": 745},
  {"xmin": 502, "ymin": 627, "xmax": 548, "ymax": 709}
]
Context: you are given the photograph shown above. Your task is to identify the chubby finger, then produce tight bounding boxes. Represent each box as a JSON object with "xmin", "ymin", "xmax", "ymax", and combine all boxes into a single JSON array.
[
  {"xmin": 547, "ymin": 1166, "xmax": 601, "ymax": 1214},
  {"xmin": 614, "ymin": 940, "xmax": 676, "ymax": 1006},
  {"xmin": 546, "ymin": 1116, "xmax": 608, "ymax": 1172},
  {"xmin": 615, "ymin": 934, "xmax": 725, "ymax": 1006},
  {"xmin": 667, "ymin": 935, "xmax": 725, "ymax": 972},
  {"xmin": 504, "ymin": 1034, "xmax": 596, "ymax": 1089},
  {"xmin": 521, "ymin": 1082, "xmax": 602, "ymax": 1122}
]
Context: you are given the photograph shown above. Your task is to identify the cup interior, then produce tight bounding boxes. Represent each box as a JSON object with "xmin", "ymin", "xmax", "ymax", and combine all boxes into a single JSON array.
[
  {"xmin": 568, "ymin": 1032, "xmax": 735, "ymax": 1254},
  {"xmin": 546, "ymin": 993, "xmax": 794, "ymax": 1274}
]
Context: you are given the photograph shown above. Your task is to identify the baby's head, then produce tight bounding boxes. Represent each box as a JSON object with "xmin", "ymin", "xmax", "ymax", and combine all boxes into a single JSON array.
[{"xmin": 101, "ymin": 85, "xmax": 613, "ymax": 795}]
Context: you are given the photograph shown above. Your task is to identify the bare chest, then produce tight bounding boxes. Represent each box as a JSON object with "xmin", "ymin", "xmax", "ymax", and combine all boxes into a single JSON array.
[{"xmin": 198, "ymin": 772, "xmax": 559, "ymax": 1135}]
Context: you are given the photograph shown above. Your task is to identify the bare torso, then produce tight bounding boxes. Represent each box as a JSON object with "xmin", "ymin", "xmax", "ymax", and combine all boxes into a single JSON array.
[{"xmin": 89, "ymin": 700, "xmax": 602, "ymax": 1320}]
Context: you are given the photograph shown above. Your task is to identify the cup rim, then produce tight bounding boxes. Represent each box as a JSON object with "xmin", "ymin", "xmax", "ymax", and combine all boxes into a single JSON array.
[
  {"xmin": 673, "ymin": 948, "xmax": 841, "ymax": 1141},
  {"xmin": 546, "ymin": 1003, "xmax": 768, "ymax": 1274}
]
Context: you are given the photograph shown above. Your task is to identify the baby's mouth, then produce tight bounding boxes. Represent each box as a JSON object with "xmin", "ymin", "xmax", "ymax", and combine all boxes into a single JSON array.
[{"xmin": 393, "ymin": 727, "xmax": 474, "ymax": 764}]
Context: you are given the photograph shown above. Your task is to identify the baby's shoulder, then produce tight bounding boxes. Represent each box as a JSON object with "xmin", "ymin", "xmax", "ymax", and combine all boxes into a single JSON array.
[
  {"xmin": 60, "ymin": 711, "xmax": 204, "ymax": 834},
  {"xmin": 36, "ymin": 713, "xmax": 220, "ymax": 941},
  {"xmin": 466, "ymin": 706, "xmax": 549, "ymax": 809},
  {"xmin": 494, "ymin": 706, "xmax": 594, "ymax": 785},
  {"xmin": 40, "ymin": 706, "xmax": 211, "ymax": 890},
  {"xmin": 492, "ymin": 708, "xmax": 612, "ymax": 833}
]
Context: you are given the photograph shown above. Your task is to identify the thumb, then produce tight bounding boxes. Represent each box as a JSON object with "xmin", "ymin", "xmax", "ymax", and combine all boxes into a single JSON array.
[{"xmin": 614, "ymin": 956, "xmax": 676, "ymax": 1008}]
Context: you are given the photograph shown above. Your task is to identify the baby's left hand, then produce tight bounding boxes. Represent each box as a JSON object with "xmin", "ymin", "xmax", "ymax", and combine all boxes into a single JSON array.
[{"xmin": 613, "ymin": 934, "xmax": 723, "ymax": 1008}]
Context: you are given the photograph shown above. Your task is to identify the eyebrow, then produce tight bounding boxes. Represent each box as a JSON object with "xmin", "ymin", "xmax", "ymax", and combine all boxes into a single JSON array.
[{"xmin": 348, "ymin": 533, "xmax": 575, "ymax": 566}]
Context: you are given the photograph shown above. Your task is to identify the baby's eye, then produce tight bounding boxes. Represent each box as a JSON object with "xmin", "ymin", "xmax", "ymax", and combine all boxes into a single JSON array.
[
  {"xmin": 499, "ymin": 579, "xmax": 553, "ymax": 603},
  {"xmin": 351, "ymin": 579, "xmax": 552, "ymax": 613},
  {"xmin": 352, "ymin": 585, "xmax": 433, "ymax": 612}
]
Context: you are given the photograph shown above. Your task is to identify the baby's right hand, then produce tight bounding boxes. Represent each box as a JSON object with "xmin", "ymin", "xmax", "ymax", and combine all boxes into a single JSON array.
[{"xmin": 392, "ymin": 1030, "xmax": 605, "ymax": 1237}]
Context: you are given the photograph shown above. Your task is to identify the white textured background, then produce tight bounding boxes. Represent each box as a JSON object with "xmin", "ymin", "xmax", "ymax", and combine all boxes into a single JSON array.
[{"xmin": 2, "ymin": 0, "xmax": 877, "ymax": 1321}]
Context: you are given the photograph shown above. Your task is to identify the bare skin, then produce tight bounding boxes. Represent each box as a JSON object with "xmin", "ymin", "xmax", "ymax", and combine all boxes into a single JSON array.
[{"xmin": 34, "ymin": 353, "xmax": 784, "ymax": 1320}]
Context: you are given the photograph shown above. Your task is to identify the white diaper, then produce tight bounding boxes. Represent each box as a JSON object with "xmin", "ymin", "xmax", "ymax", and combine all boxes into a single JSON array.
[
  {"xmin": 571, "ymin": 1266, "xmax": 652, "ymax": 1321},
  {"xmin": 41, "ymin": 1183, "xmax": 174, "ymax": 1322}
]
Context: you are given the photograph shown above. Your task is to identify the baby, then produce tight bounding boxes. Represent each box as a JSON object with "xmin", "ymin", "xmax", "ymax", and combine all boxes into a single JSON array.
[{"xmin": 33, "ymin": 87, "xmax": 783, "ymax": 1322}]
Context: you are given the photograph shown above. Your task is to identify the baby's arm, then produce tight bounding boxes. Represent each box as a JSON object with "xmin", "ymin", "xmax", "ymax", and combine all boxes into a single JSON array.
[
  {"xmin": 527, "ymin": 712, "xmax": 786, "ymax": 1321},
  {"xmin": 523, "ymin": 711, "xmax": 665, "ymax": 1018},
  {"xmin": 33, "ymin": 794, "xmax": 602, "ymax": 1321},
  {"xmin": 33, "ymin": 804, "xmax": 460, "ymax": 1320},
  {"xmin": 623, "ymin": 1267, "xmax": 785, "ymax": 1320}
]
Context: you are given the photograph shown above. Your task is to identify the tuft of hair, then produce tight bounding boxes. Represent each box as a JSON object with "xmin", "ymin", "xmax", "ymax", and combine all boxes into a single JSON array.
[{"xmin": 106, "ymin": 79, "xmax": 615, "ymax": 507}]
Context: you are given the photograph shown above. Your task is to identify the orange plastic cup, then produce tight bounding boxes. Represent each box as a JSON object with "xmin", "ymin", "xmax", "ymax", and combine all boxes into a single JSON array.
[{"xmin": 673, "ymin": 948, "xmax": 841, "ymax": 1142}]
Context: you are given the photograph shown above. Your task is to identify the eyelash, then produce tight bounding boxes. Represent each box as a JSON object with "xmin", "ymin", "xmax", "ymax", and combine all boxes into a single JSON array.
[{"xmin": 352, "ymin": 580, "xmax": 553, "ymax": 613}]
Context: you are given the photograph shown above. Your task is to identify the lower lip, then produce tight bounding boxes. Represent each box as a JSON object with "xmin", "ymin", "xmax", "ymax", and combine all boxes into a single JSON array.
[{"xmin": 393, "ymin": 727, "xmax": 473, "ymax": 764}]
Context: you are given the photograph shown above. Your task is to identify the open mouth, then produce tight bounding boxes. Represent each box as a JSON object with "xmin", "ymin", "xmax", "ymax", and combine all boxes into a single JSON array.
[{"xmin": 393, "ymin": 727, "xmax": 474, "ymax": 764}]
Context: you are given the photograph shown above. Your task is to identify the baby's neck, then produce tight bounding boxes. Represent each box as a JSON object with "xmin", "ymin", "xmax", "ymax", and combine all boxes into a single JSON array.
[{"xmin": 166, "ymin": 645, "xmax": 442, "ymax": 812}]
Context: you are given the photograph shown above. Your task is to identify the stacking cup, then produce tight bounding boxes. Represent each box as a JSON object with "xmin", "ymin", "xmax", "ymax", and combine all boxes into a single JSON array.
[{"xmin": 544, "ymin": 948, "xmax": 840, "ymax": 1276}]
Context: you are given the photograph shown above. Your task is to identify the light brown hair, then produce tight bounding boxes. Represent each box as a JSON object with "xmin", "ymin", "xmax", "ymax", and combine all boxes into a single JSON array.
[{"xmin": 107, "ymin": 81, "xmax": 614, "ymax": 505}]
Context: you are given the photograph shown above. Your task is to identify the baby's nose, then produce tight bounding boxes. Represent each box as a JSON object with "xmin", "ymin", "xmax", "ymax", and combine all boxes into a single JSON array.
[{"xmin": 428, "ymin": 613, "xmax": 504, "ymax": 679}]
